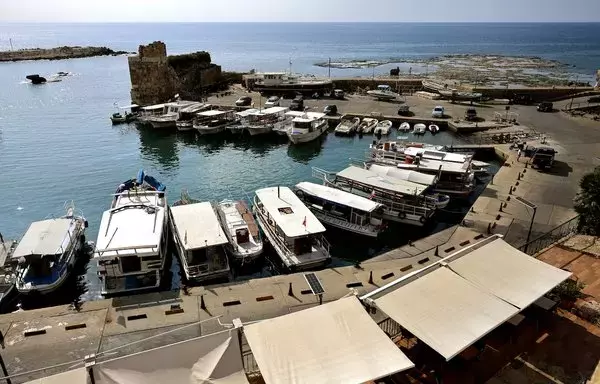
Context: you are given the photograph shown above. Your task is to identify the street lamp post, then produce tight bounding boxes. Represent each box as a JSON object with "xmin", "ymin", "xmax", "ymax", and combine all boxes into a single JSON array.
[{"xmin": 514, "ymin": 196, "xmax": 538, "ymax": 254}]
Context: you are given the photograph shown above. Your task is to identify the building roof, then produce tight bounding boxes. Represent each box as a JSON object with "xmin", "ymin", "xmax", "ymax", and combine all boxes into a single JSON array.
[
  {"xmin": 170, "ymin": 202, "xmax": 228, "ymax": 250},
  {"xmin": 255, "ymin": 187, "xmax": 325, "ymax": 238},
  {"xmin": 95, "ymin": 193, "xmax": 166, "ymax": 258},
  {"xmin": 244, "ymin": 296, "xmax": 414, "ymax": 384},
  {"xmin": 374, "ymin": 267, "xmax": 519, "ymax": 361},
  {"xmin": 13, "ymin": 218, "xmax": 77, "ymax": 259},
  {"xmin": 337, "ymin": 166, "xmax": 427, "ymax": 196},
  {"xmin": 368, "ymin": 164, "xmax": 437, "ymax": 186},
  {"xmin": 448, "ymin": 238, "xmax": 572, "ymax": 309},
  {"xmin": 296, "ymin": 182, "xmax": 382, "ymax": 213}
]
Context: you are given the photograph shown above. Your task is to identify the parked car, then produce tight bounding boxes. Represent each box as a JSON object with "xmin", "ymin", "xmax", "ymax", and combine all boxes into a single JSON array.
[
  {"xmin": 264, "ymin": 96, "xmax": 280, "ymax": 108},
  {"xmin": 397, "ymin": 105, "xmax": 410, "ymax": 116},
  {"xmin": 323, "ymin": 105, "xmax": 338, "ymax": 116},
  {"xmin": 432, "ymin": 106, "xmax": 445, "ymax": 118},
  {"xmin": 537, "ymin": 102, "xmax": 553, "ymax": 112},
  {"xmin": 531, "ymin": 146, "xmax": 557, "ymax": 169},
  {"xmin": 290, "ymin": 96, "xmax": 304, "ymax": 111},
  {"xmin": 334, "ymin": 89, "xmax": 345, "ymax": 100},
  {"xmin": 465, "ymin": 107, "xmax": 477, "ymax": 121},
  {"xmin": 235, "ymin": 96, "xmax": 252, "ymax": 107}
]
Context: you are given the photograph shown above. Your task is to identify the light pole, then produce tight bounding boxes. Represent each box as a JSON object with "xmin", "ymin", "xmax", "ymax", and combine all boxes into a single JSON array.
[{"xmin": 514, "ymin": 196, "xmax": 538, "ymax": 253}]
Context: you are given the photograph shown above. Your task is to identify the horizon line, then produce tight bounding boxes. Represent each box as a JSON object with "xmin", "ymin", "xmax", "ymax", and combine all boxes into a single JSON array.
[{"xmin": 1, "ymin": 20, "xmax": 600, "ymax": 24}]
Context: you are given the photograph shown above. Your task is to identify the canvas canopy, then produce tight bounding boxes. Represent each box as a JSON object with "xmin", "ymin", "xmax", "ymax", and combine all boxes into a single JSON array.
[
  {"xmin": 13, "ymin": 218, "xmax": 76, "ymax": 258},
  {"xmin": 374, "ymin": 267, "xmax": 519, "ymax": 361},
  {"xmin": 95, "ymin": 329, "xmax": 248, "ymax": 384},
  {"xmin": 244, "ymin": 296, "xmax": 414, "ymax": 384},
  {"xmin": 295, "ymin": 182, "xmax": 382, "ymax": 213},
  {"xmin": 448, "ymin": 238, "xmax": 572, "ymax": 309},
  {"xmin": 23, "ymin": 368, "xmax": 88, "ymax": 384}
]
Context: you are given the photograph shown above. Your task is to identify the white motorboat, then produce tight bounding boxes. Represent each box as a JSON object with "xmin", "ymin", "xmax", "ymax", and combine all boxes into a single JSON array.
[
  {"xmin": 334, "ymin": 116, "xmax": 360, "ymax": 135},
  {"xmin": 13, "ymin": 202, "xmax": 87, "ymax": 294},
  {"xmin": 413, "ymin": 123, "xmax": 426, "ymax": 134},
  {"xmin": 399, "ymin": 122, "xmax": 411, "ymax": 132},
  {"xmin": 194, "ymin": 110, "xmax": 236, "ymax": 135},
  {"xmin": 236, "ymin": 107, "xmax": 290, "ymax": 136},
  {"xmin": 217, "ymin": 199, "xmax": 263, "ymax": 264},
  {"xmin": 294, "ymin": 182, "xmax": 385, "ymax": 238},
  {"xmin": 358, "ymin": 118, "xmax": 378, "ymax": 134},
  {"xmin": 176, "ymin": 103, "xmax": 211, "ymax": 131},
  {"xmin": 374, "ymin": 120, "xmax": 393, "ymax": 135},
  {"xmin": 169, "ymin": 201, "xmax": 230, "ymax": 283},
  {"xmin": 286, "ymin": 112, "xmax": 328, "ymax": 144},
  {"xmin": 253, "ymin": 186, "xmax": 331, "ymax": 271},
  {"xmin": 148, "ymin": 101, "xmax": 196, "ymax": 129},
  {"xmin": 428, "ymin": 124, "xmax": 440, "ymax": 134},
  {"xmin": 95, "ymin": 170, "xmax": 168, "ymax": 296},
  {"xmin": 367, "ymin": 85, "xmax": 398, "ymax": 101}
]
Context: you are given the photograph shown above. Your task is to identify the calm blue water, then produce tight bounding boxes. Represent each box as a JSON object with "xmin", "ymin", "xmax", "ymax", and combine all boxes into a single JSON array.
[{"xmin": 0, "ymin": 22, "xmax": 594, "ymax": 307}]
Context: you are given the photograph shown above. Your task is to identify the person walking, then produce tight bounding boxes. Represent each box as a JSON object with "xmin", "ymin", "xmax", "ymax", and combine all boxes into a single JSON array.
[{"xmin": 517, "ymin": 148, "xmax": 522, "ymax": 161}]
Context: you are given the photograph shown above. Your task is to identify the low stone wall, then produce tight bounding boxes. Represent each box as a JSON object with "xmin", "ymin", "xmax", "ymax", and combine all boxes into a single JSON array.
[{"xmin": 473, "ymin": 86, "xmax": 595, "ymax": 102}]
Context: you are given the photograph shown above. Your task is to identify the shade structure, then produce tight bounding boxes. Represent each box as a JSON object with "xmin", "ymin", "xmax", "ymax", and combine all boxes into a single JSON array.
[
  {"xmin": 244, "ymin": 296, "xmax": 414, "ymax": 384},
  {"xmin": 449, "ymin": 239, "xmax": 572, "ymax": 309},
  {"xmin": 95, "ymin": 329, "xmax": 248, "ymax": 384},
  {"xmin": 23, "ymin": 368, "xmax": 88, "ymax": 384},
  {"xmin": 374, "ymin": 267, "xmax": 519, "ymax": 361}
]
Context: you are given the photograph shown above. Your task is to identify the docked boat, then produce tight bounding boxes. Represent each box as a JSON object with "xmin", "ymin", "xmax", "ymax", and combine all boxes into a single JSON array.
[
  {"xmin": 236, "ymin": 107, "xmax": 290, "ymax": 136},
  {"xmin": 403, "ymin": 146, "xmax": 490, "ymax": 175},
  {"xmin": 0, "ymin": 237, "xmax": 17, "ymax": 309},
  {"xmin": 286, "ymin": 112, "xmax": 328, "ymax": 144},
  {"xmin": 367, "ymin": 85, "xmax": 398, "ymax": 101},
  {"xmin": 428, "ymin": 124, "xmax": 440, "ymax": 134},
  {"xmin": 294, "ymin": 182, "xmax": 385, "ymax": 238},
  {"xmin": 217, "ymin": 200, "xmax": 263, "ymax": 264},
  {"xmin": 334, "ymin": 116, "xmax": 360, "ymax": 135},
  {"xmin": 95, "ymin": 170, "xmax": 168, "ymax": 296},
  {"xmin": 313, "ymin": 166, "xmax": 437, "ymax": 226},
  {"xmin": 137, "ymin": 103, "xmax": 167, "ymax": 125},
  {"xmin": 399, "ymin": 122, "xmax": 411, "ymax": 132},
  {"xmin": 147, "ymin": 101, "xmax": 196, "ymax": 129},
  {"xmin": 12, "ymin": 203, "xmax": 87, "ymax": 294},
  {"xmin": 373, "ymin": 120, "xmax": 392, "ymax": 136},
  {"xmin": 253, "ymin": 187, "xmax": 331, "ymax": 271},
  {"xmin": 169, "ymin": 202, "xmax": 230, "ymax": 283},
  {"xmin": 176, "ymin": 103, "xmax": 211, "ymax": 131},
  {"xmin": 194, "ymin": 110, "xmax": 237, "ymax": 135},
  {"xmin": 244, "ymin": 72, "xmax": 333, "ymax": 95},
  {"xmin": 110, "ymin": 104, "xmax": 139, "ymax": 124},
  {"xmin": 358, "ymin": 118, "xmax": 378, "ymax": 134},
  {"xmin": 413, "ymin": 123, "xmax": 426, "ymax": 135}
]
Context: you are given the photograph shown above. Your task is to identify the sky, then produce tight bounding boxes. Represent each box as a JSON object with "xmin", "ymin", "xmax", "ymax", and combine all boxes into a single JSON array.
[{"xmin": 1, "ymin": 0, "xmax": 600, "ymax": 22}]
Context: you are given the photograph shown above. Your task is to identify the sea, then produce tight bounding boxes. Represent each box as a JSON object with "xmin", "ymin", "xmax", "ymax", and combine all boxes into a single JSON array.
[{"xmin": 0, "ymin": 22, "xmax": 598, "ymax": 307}]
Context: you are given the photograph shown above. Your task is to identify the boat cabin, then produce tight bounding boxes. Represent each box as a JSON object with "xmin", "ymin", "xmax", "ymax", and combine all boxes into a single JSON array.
[
  {"xmin": 195, "ymin": 110, "xmax": 235, "ymax": 126},
  {"xmin": 289, "ymin": 112, "xmax": 327, "ymax": 133},
  {"xmin": 169, "ymin": 202, "xmax": 229, "ymax": 282},
  {"xmin": 395, "ymin": 156, "xmax": 475, "ymax": 196}
]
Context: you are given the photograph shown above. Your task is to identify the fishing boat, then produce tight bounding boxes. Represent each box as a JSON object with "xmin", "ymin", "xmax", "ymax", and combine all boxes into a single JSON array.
[
  {"xmin": 294, "ymin": 182, "xmax": 386, "ymax": 238},
  {"xmin": 110, "ymin": 104, "xmax": 139, "ymax": 125},
  {"xmin": 253, "ymin": 187, "xmax": 331, "ymax": 271},
  {"xmin": 413, "ymin": 123, "xmax": 426, "ymax": 135},
  {"xmin": 236, "ymin": 107, "xmax": 290, "ymax": 136},
  {"xmin": 12, "ymin": 202, "xmax": 87, "ymax": 294},
  {"xmin": 367, "ymin": 85, "xmax": 398, "ymax": 101},
  {"xmin": 95, "ymin": 170, "xmax": 168, "ymax": 296},
  {"xmin": 399, "ymin": 122, "xmax": 411, "ymax": 132},
  {"xmin": 176, "ymin": 103, "xmax": 212, "ymax": 131},
  {"xmin": 169, "ymin": 201, "xmax": 230, "ymax": 283},
  {"xmin": 0, "ymin": 237, "xmax": 17, "ymax": 309},
  {"xmin": 137, "ymin": 104, "xmax": 166, "ymax": 125},
  {"xmin": 358, "ymin": 118, "xmax": 378, "ymax": 134},
  {"xmin": 334, "ymin": 116, "xmax": 360, "ymax": 135},
  {"xmin": 194, "ymin": 110, "xmax": 237, "ymax": 135},
  {"xmin": 217, "ymin": 200, "xmax": 263, "ymax": 264},
  {"xmin": 286, "ymin": 112, "xmax": 328, "ymax": 144},
  {"xmin": 147, "ymin": 101, "xmax": 196, "ymax": 129},
  {"xmin": 313, "ymin": 166, "xmax": 437, "ymax": 226},
  {"xmin": 428, "ymin": 124, "xmax": 440, "ymax": 134},
  {"xmin": 373, "ymin": 120, "xmax": 393, "ymax": 135}
]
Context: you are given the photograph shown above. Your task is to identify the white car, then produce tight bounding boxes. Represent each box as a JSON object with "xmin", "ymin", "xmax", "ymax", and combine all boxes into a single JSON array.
[
  {"xmin": 432, "ymin": 106, "xmax": 445, "ymax": 118},
  {"xmin": 264, "ymin": 96, "xmax": 280, "ymax": 107}
]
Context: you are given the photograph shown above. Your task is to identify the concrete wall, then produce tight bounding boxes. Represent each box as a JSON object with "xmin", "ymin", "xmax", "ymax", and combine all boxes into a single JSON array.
[{"xmin": 473, "ymin": 86, "xmax": 595, "ymax": 102}]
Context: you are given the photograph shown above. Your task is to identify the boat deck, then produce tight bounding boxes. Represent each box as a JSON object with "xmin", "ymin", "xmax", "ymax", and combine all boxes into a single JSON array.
[
  {"xmin": 0, "ymin": 240, "xmax": 15, "ymax": 268},
  {"xmin": 235, "ymin": 201, "xmax": 259, "ymax": 238}
]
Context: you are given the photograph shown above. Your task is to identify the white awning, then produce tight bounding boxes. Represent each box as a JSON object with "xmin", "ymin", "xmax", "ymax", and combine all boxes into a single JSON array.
[
  {"xmin": 448, "ymin": 238, "xmax": 572, "ymax": 309},
  {"xmin": 374, "ymin": 267, "xmax": 519, "ymax": 361},
  {"xmin": 170, "ymin": 202, "xmax": 228, "ymax": 249},
  {"xmin": 13, "ymin": 218, "xmax": 76, "ymax": 258},
  {"xmin": 95, "ymin": 329, "xmax": 248, "ymax": 384},
  {"xmin": 244, "ymin": 296, "xmax": 414, "ymax": 384},
  {"xmin": 337, "ymin": 166, "xmax": 427, "ymax": 196},
  {"xmin": 295, "ymin": 182, "xmax": 382, "ymax": 212},
  {"xmin": 368, "ymin": 164, "xmax": 437, "ymax": 186},
  {"xmin": 24, "ymin": 368, "xmax": 88, "ymax": 384}
]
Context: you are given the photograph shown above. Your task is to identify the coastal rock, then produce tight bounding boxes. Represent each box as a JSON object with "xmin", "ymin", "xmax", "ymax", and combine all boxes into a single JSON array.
[{"xmin": 0, "ymin": 46, "xmax": 131, "ymax": 62}]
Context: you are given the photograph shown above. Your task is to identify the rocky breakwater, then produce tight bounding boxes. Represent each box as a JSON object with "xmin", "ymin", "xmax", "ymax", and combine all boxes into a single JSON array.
[{"xmin": 0, "ymin": 46, "xmax": 130, "ymax": 62}]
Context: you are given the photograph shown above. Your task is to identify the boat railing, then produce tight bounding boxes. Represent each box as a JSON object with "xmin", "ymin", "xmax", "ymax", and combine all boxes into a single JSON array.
[
  {"xmin": 95, "ymin": 244, "xmax": 158, "ymax": 258},
  {"xmin": 254, "ymin": 205, "xmax": 294, "ymax": 256},
  {"xmin": 371, "ymin": 194, "xmax": 433, "ymax": 217},
  {"xmin": 312, "ymin": 167, "xmax": 336, "ymax": 183},
  {"xmin": 314, "ymin": 235, "xmax": 331, "ymax": 256}
]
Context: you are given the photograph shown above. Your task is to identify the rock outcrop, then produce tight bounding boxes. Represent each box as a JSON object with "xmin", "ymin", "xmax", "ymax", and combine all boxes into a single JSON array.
[{"xmin": 0, "ymin": 46, "xmax": 129, "ymax": 62}]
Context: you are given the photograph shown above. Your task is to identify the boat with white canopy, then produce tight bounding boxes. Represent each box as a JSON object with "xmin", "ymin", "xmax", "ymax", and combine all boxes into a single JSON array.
[
  {"xmin": 137, "ymin": 103, "xmax": 166, "ymax": 125},
  {"xmin": 169, "ymin": 201, "xmax": 230, "ymax": 283},
  {"xmin": 236, "ymin": 107, "xmax": 290, "ymax": 136},
  {"xmin": 253, "ymin": 186, "xmax": 331, "ymax": 271},
  {"xmin": 286, "ymin": 111, "xmax": 328, "ymax": 144},
  {"xmin": 147, "ymin": 101, "xmax": 196, "ymax": 129},
  {"xmin": 194, "ymin": 110, "xmax": 237, "ymax": 135},
  {"xmin": 294, "ymin": 182, "xmax": 385, "ymax": 237},
  {"xmin": 176, "ymin": 103, "xmax": 212, "ymax": 131}
]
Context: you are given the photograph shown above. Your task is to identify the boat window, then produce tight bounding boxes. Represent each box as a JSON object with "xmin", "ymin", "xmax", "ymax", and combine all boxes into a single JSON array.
[
  {"xmin": 294, "ymin": 121, "xmax": 312, "ymax": 129},
  {"xmin": 278, "ymin": 207, "xmax": 294, "ymax": 214},
  {"xmin": 121, "ymin": 256, "xmax": 142, "ymax": 273}
]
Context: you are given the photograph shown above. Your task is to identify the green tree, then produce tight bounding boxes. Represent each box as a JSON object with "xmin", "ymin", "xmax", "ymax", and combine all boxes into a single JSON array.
[{"xmin": 574, "ymin": 166, "xmax": 600, "ymax": 235}]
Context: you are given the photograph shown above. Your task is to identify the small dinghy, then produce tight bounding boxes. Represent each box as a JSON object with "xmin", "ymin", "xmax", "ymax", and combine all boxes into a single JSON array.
[
  {"xmin": 399, "ymin": 122, "xmax": 411, "ymax": 132},
  {"xmin": 374, "ymin": 120, "xmax": 392, "ymax": 135},
  {"xmin": 217, "ymin": 199, "xmax": 263, "ymax": 264},
  {"xmin": 413, "ymin": 123, "xmax": 426, "ymax": 134},
  {"xmin": 429, "ymin": 124, "xmax": 440, "ymax": 134}
]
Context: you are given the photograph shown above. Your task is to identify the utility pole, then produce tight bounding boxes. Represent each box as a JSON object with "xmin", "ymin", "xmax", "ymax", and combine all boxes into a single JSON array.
[
  {"xmin": 328, "ymin": 57, "xmax": 331, "ymax": 79},
  {"xmin": 0, "ymin": 330, "xmax": 11, "ymax": 384}
]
